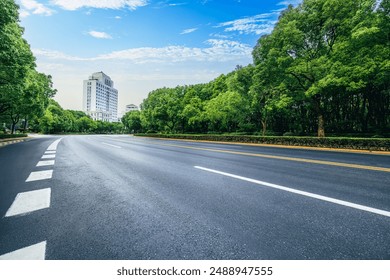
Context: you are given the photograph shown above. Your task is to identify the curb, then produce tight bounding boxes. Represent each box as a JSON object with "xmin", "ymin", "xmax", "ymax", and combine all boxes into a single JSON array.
[{"xmin": 0, "ymin": 137, "xmax": 30, "ymax": 147}]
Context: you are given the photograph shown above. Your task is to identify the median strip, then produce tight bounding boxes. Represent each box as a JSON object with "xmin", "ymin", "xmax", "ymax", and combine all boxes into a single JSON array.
[{"xmin": 195, "ymin": 166, "xmax": 390, "ymax": 218}]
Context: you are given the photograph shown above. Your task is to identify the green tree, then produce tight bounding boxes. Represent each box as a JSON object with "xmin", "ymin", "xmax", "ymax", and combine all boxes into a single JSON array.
[{"xmin": 122, "ymin": 111, "xmax": 142, "ymax": 133}]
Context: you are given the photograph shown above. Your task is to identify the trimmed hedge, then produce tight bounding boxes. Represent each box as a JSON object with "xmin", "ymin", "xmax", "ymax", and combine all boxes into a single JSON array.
[
  {"xmin": 134, "ymin": 133, "xmax": 390, "ymax": 151},
  {"xmin": 0, "ymin": 134, "xmax": 28, "ymax": 139}
]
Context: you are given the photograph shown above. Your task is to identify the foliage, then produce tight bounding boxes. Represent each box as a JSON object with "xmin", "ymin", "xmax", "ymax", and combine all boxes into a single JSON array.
[
  {"xmin": 36, "ymin": 100, "xmax": 123, "ymax": 134},
  {"xmin": 137, "ymin": 0, "xmax": 389, "ymax": 138},
  {"xmin": 0, "ymin": 0, "xmax": 55, "ymax": 133}
]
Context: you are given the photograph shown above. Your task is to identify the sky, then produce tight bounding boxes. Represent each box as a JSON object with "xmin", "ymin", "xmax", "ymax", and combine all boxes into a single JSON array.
[{"xmin": 17, "ymin": 0, "xmax": 301, "ymax": 113}]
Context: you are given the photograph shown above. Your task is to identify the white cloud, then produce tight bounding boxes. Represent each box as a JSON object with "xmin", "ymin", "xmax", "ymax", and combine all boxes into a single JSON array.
[
  {"xmin": 33, "ymin": 39, "xmax": 251, "ymax": 64},
  {"xmin": 88, "ymin": 31, "xmax": 113, "ymax": 39},
  {"xmin": 217, "ymin": 13, "xmax": 278, "ymax": 35},
  {"xmin": 51, "ymin": 0, "xmax": 148, "ymax": 11},
  {"xmin": 169, "ymin": 2, "xmax": 186, "ymax": 6},
  {"xmin": 19, "ymin": 10, "xmax": 30, "ymax": 18},
  {"xmin": 180, "ymin": 28, "xmax": 198, "ymax": 35},
  {"xmin": 277, "ymin": 0, "xmax": 302, "ymax": 7},
  {"xmin": 115, "ymin": 16, "xmax": 122, "ymax": 19},
  {"xmin": 19, "ymin": 0, "xmax": 55, "ymax": 16}
]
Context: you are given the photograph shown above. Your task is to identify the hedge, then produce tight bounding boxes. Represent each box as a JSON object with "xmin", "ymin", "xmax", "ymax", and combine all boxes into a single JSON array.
[
  {"xmin": 134, "ymin": 134, "xmax": 390, "ymax": 151},
  {"xmin": 0, "ymin": 134, "xmax": 28, "ymax": 139}
]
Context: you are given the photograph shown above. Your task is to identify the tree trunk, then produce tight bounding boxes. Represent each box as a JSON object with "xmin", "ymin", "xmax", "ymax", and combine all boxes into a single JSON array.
[
  {"xmin": 261, "ymin": 119, "xmax": 267, "ymax": 136},
  {"xmin": 11, "ymin": 121, "xmax": 16, "ymax": 134},
  {"xmin": 314, "ymin": 95, "xmax": 325, "ymax": 138},
  {"xmin": 23, "ymin": 117, "xmax": 28, "ymax": 131},
  {"xmin": 317, "ymin": 113, "xmax": 325, "ymax": 138}
]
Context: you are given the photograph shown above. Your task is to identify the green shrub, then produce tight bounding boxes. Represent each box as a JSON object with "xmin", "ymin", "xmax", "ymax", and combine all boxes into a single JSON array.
[{"xmin": 0, "ymin": 134, "xmax": 28, "ymax": 139}]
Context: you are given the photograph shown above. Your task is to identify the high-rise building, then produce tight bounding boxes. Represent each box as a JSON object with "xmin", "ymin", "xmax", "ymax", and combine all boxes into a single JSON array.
[{"xmin": 83, "ymin": 72, "xmax": 118, "ymax": 122}]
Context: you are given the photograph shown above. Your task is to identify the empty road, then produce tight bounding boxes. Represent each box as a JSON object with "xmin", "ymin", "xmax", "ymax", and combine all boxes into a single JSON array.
[{"xmin": 0, "ymin": 135, "xmax": 389, "ymax": 259}]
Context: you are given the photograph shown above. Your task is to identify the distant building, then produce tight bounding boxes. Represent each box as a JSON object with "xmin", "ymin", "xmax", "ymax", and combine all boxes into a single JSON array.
[
  {"xmin": 83, "ymin": 72, "xmax": 118, "ymax": 122},
  {"xmin": 125, "ymin": 104, "xmax": 139, "ymax": 112}
]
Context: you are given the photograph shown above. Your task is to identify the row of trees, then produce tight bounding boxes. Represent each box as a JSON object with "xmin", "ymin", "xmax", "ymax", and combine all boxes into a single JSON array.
[
  {"xmin": 36, "ymin": 100, "xmax": 124, "ymax": 134},
  {"xmin": 1, "ymin": 0, "xmax": 122, "ymax": 135},
  {"xmin": 0, "ymin": 0, "xmax": 56, "ymax": 134},
  {"xmin": 125, "ymin": 0, "xmax": 389, "ymax": 137}
]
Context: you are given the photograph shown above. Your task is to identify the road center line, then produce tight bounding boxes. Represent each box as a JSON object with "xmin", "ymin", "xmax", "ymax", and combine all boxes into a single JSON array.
[
  {"xmin": 194, "ymin": 166, "xmax": 390, "ymax": 218},
  {"xmin": 47, "ymin": 138, "xmax": 62, "ymax": 151},
  {"xmin": 36, "ymin": 160, "xmax": 55, "ymax": 167},
  {"xmin": 101, "ymin": 142, "xmax": 122, "ymax": 149},
  {"xmin": 152, "ymin": 143, "xmax": 390, "ymax": 173},
  {"xmin": 42, "ymin": 154, "xmax": 55, "ymax": 159},
  {"xmin": 0, "ymin": 241, "xmax": 46, "ymax": 260},
  {"xmin": 26, "ymin": 170, "xmax": 53, "ymax": 182},
  {"xmin": 5, "ymin": 188, "xmax": 51, "ymax": 217}
]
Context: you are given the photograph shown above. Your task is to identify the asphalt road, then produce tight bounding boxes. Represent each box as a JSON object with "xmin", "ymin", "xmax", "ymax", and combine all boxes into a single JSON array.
[{"xmin": 0, "ymin": 135, "xmax": 389, "ymax": 260}]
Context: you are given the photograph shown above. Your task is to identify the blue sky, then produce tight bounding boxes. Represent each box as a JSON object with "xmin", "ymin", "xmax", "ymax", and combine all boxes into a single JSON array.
[{"xmin": 17, "ymin": 0, "xmax": 301, "ymax": 112}]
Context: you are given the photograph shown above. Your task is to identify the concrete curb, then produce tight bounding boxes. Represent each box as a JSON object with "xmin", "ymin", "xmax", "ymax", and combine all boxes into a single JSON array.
[{"xmin": 0, "ymin": 137, "xmax": 30, "ymax": 147}]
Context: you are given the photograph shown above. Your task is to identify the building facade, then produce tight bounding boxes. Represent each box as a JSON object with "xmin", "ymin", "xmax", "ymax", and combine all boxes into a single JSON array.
[
  {"xmin": 125, "ymin": 104, "xmax": 139, "ymax": 112},
  {"xmin": 83, "ymin": 72, "xmax": 118, "ymax": 122}
]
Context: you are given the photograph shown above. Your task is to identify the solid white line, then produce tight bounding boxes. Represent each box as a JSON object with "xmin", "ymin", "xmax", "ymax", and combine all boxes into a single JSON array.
[
  {"xmin": 5, "ymin": 188, "xmax": 51, "ymax": 217},
  {"xmin": 42, "ymin": 154, "xmax": 55, "ymax": 159},
  {"xmin": 0, "ymin": 241, "xmax": 46, "ymax": 260},
  {"xmin": 101, "ymin": 142, "xmax": 122, "ymax": 149},
  {"xmin": 47, "ymin": 138, "xmax": 62, "ymax": 151},
  {"xmin": 36, "ymin": 160, "xmax": 55, "ymax": 167},
  {"xmin": 194, "ymin": 166, "xmax": 390, "ymax": 218},
  {"xmin": 45, "ymin": 151, "xmax": 56, "ymax": 154},
  {"xmin": 26, "ymin": 170, "xmax": 53, "ymax": 182}
]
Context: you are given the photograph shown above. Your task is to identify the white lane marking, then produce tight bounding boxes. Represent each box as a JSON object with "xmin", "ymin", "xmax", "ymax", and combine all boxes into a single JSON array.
[
  {"xmin": 5, "ymin": 188, "xmax": 51, "ymax": 217},
  {"xmin": 0, "ymin": 241, "xmax": 46, "ymax": 260},
  {"xmin": 26, "ymin": 170, "xmax": 53, "ymax": 182},
  {"xmin": 47, "ymin": 138, "xmax": 62, "ymax": 151},
  {"xmin": 194, "ymin": 166, "xmax": 390, "ymax": 218},
  {"xmin": 45, "ymin": 151, "xmax": 56, "ymax": 154},
  {"xmin": 36, "ymin": 160, "xmax": 55, "ymax": 167},
  {"xmin": 42, "ymin": 154, "xmax": 55, "ymax": 159},
  {"xmin": 101, "ymin": 142, "xmax": 122, "ymax": 149}
]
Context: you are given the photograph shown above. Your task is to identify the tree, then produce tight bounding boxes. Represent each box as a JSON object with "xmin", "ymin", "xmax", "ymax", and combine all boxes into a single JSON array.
[
  {"xmin": 122, "ymin": 111, "xmax": 142, "ymax": 133},
  {"xmin": 0, "ymin": 0, "xmax": 35, "ymax": 117}
]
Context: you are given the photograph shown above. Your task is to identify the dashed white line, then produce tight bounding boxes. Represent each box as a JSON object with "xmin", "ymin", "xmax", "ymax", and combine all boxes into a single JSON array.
[
  {"xmin": 36, "ymin": 160, "xmax": 55, "ymax": 167},
  {"xmin": 194, "ymin": 166, "xmax": 390, "ymax": 218},
  {"xmin": 47, "ymin": 138, "xmax": 62, "ymax": 151},
  {"xmin": 101, "ymin": 142, "xmax": 122, "ymax": 149},
  {"xmin": 44, "ymin": 151, "xmax": 56, "ymax": 154},
  {"xmin": 5, "ymin": 188, "xmax": 51, "ymax": 217},
  {"xmin": 0, "ymin": 241, "xmax": 46, "ymax": 260},
  {"xmin": 26, "ymin": 170, "xmax": 53, "ymax": 182},
  {"xmin": 42, "ymin": 154, "xmax": 55, "ymax": 159}
]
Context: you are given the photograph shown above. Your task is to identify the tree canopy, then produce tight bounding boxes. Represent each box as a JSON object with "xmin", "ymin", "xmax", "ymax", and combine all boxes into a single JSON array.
[{"xmin": 137, "ymin": 0, "xmax": 389, "ymax": 137}]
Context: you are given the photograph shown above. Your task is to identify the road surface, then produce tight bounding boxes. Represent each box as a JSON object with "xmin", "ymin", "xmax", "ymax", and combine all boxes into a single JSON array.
[{"xmin": 0, "ymin": 135, "xmax": 389, "ymax": 259}]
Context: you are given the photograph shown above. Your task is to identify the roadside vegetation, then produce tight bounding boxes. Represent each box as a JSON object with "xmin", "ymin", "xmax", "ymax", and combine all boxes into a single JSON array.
[
  {"xmin": 124, "ymin": 0, "xmax": 389, "ymax": 140},
  {"xmin": 1, "ymin": 0, "xmax": 389, "ymax": 143}
]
